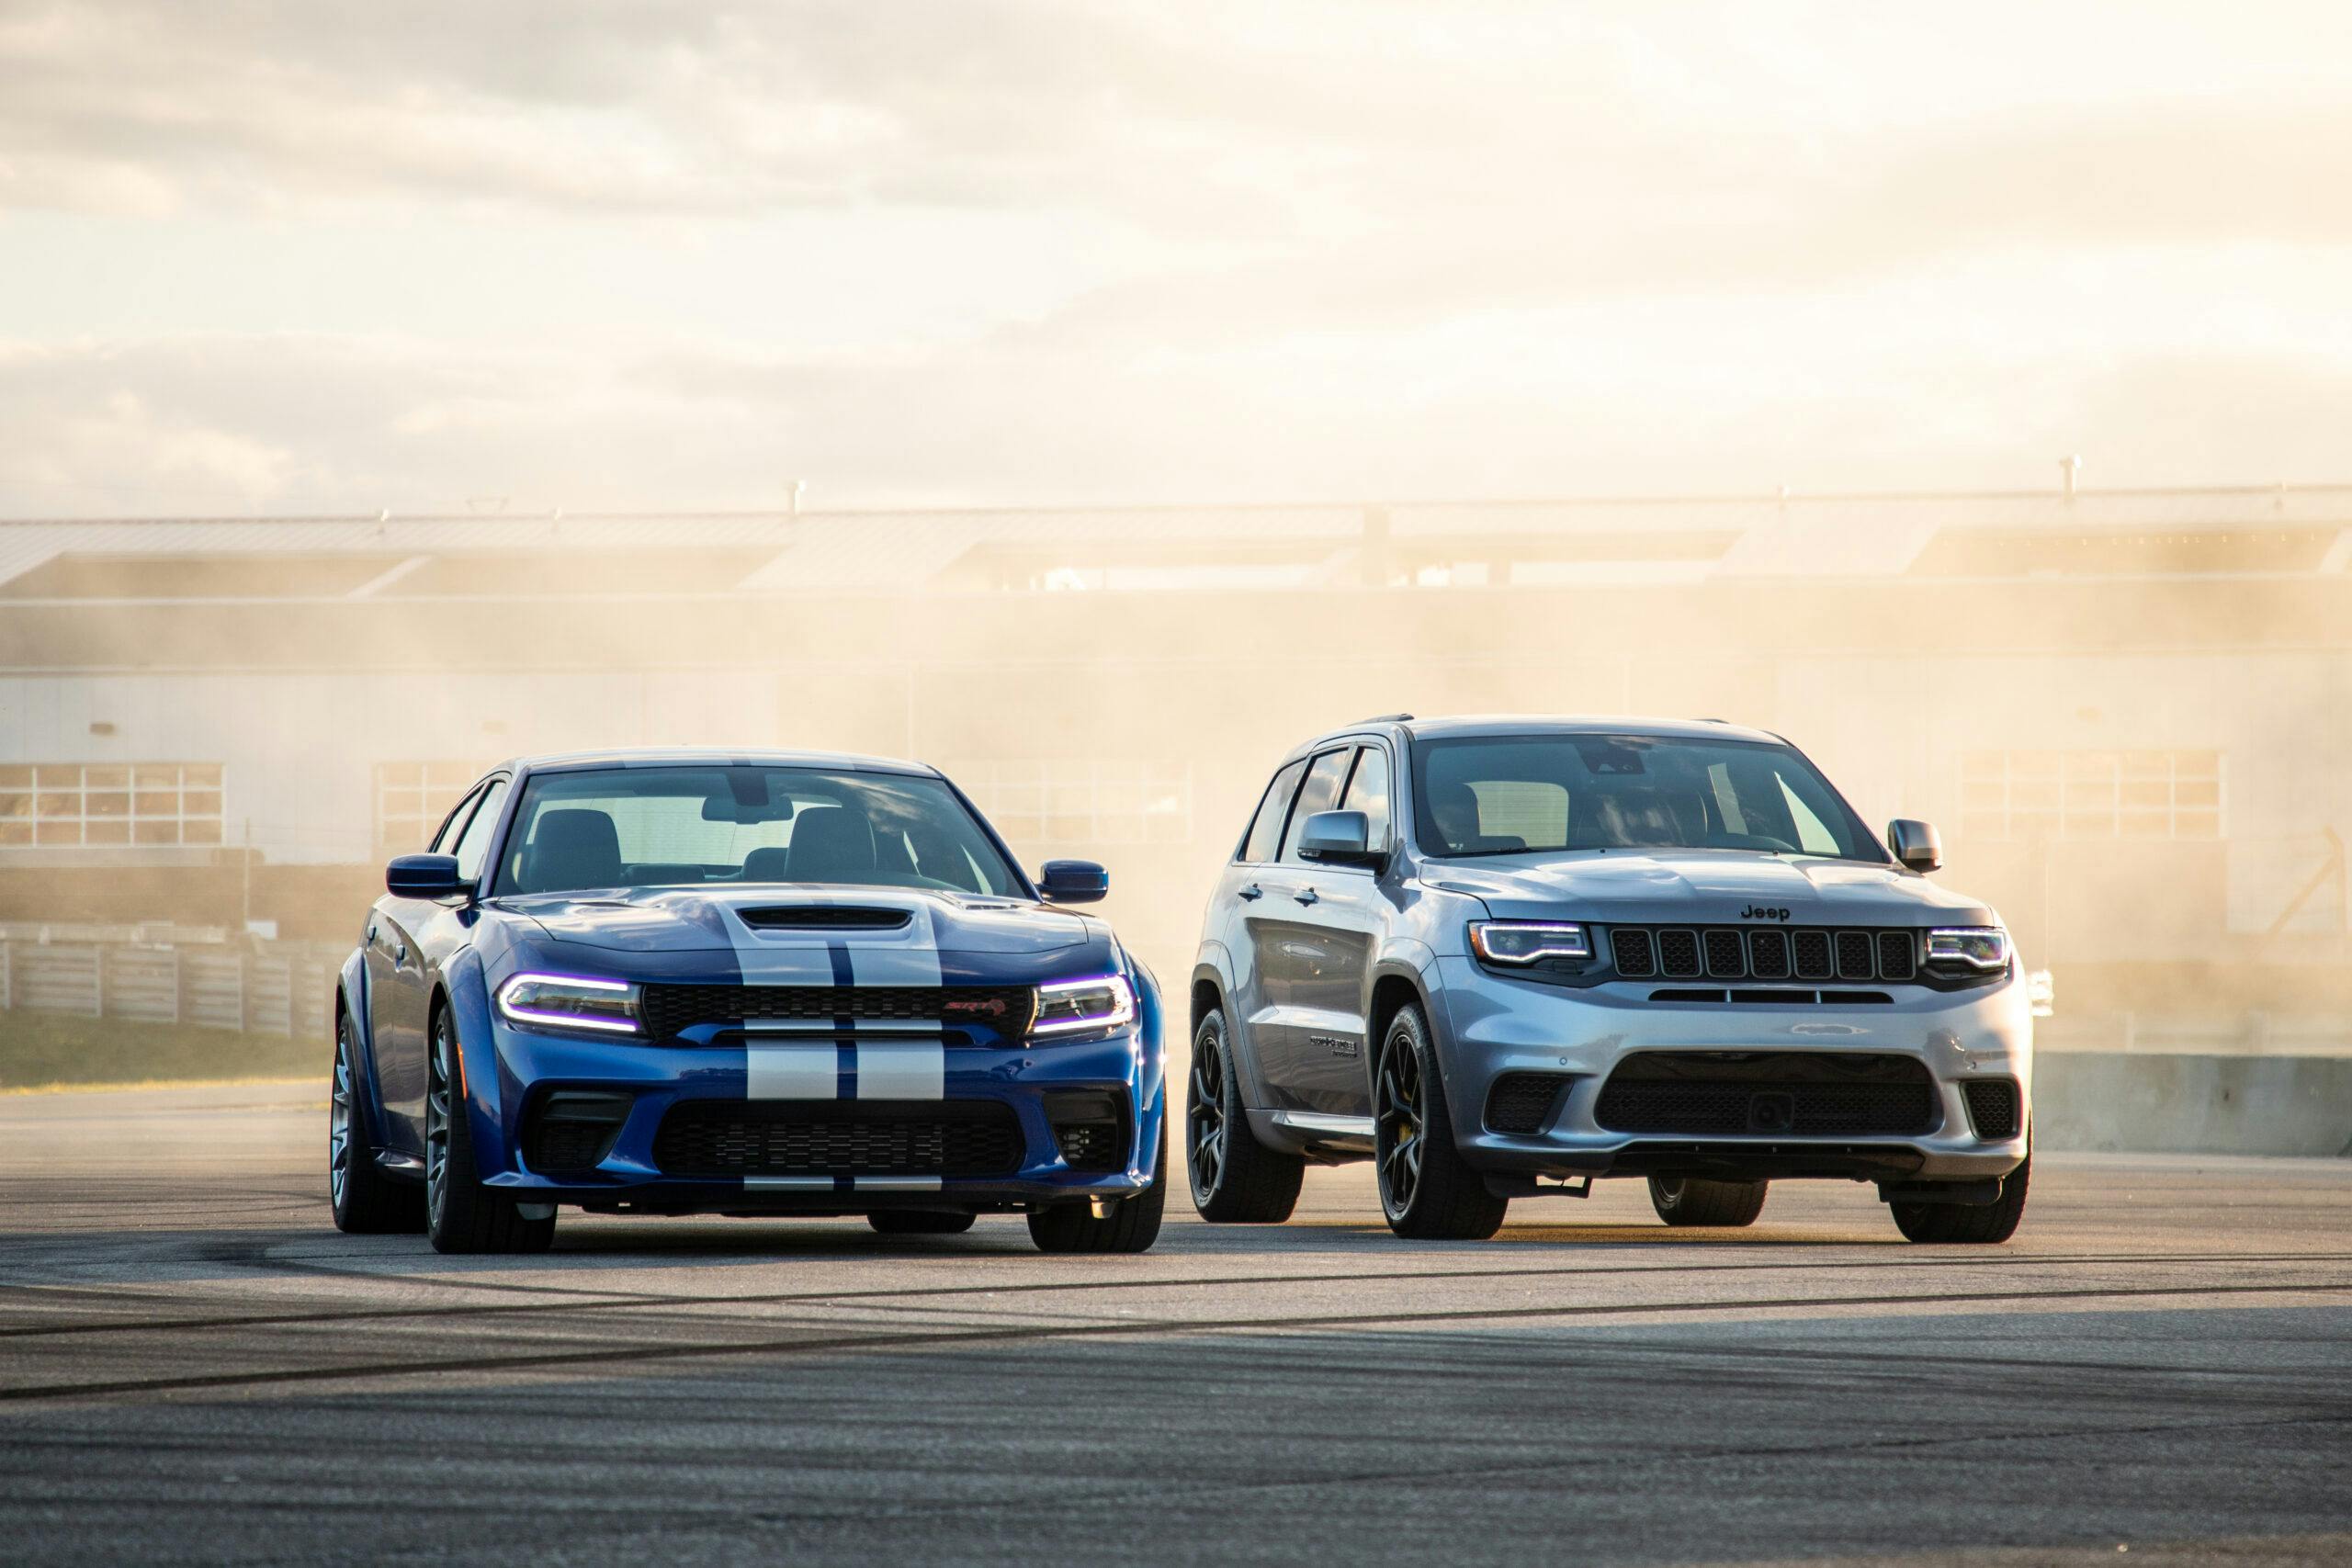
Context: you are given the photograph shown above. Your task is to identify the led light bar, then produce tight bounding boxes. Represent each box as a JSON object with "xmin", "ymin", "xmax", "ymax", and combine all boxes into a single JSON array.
[
  {"xmin": 494, "ymin": 972, "xmax": 641, "ymax": 1034},
  {"xmin": 1469, "ymin": 920, "xmax": 1593, "ymax": 964},
  {"xmin": 1031, "ymin": 973, "xmax": 1136, "ymax": 1036}
]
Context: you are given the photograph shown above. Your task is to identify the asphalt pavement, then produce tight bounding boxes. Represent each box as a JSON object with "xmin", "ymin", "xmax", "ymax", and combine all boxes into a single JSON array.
[{"xmin": 1, "ymin": 1082, "xmax": 2346, "ymax": 1566}]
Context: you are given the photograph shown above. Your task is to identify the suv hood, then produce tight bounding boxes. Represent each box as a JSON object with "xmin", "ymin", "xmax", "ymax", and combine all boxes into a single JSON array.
[
  {"xmin": 1423, "ymin": 850, "xmax": 1998, "ymax": 927},
  {"xmin": 497, "ymin": 886, "xmax": 1096, "ymax": 955}
]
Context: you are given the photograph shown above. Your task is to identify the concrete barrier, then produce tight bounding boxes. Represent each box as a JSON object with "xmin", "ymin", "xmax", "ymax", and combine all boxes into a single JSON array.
[{"xmin": 2036, "ymin": 1051, "xmax": 2352, "ymax": 1156}]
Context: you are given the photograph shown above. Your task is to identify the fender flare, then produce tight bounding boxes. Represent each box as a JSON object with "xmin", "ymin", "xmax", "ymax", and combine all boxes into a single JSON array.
[
  {"xmin": 333, "ymin": 948, "xmax": 396, "ymax": 1150},
  {"xmin": 1190, "ymin": 942, "xmax": 1276, "ymax": 1111},
  {"xmin": 432, "ymin": 946, "xmax": 515, "ymax": 1180}
]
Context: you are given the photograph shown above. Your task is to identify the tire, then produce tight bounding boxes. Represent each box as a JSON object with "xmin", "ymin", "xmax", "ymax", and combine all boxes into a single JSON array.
[
  {"xmin": 425, "ymin": 1005, "xmax": 556, "ymax": 1256},
  {"xmin": 1648, "ymin": 1176, "xmax": 1769, "ymax": 1228},
  {"xmin": 1028, "ymin": 1113, "xmax": 1168, "ymax": 1255},
  {"xmin": 1374, "ymin": 1003, "xmax": 1507, "ymax": 1241},
  {"xmin": 1185, "ymin": 1005, "xmax": 1305, "ymax": 1224},
  {"xmin": 328, "ymin": 1012, "xmax": 424, "ymax": 1235},
  {"xmin": 1893, "ymin": 1148, "xmax": 2031, "ymax": 1245},
  {"xmin": 868, "ymin": 1210, "xmax": 976, "ymax": 1235}
]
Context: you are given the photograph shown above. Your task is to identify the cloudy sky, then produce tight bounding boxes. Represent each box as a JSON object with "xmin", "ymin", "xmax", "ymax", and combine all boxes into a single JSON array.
[{"xmin": 2, "ymin": 0, "xmax": 2348, "ymax": 516}]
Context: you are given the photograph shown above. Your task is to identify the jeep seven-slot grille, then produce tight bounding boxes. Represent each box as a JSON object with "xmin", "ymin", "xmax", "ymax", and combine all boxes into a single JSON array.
[
  {"xmin": 1594, "ymin": 1052, "xmax": 1939, "ymax": 1136},
  {"xmin": 1608, "ymin": 927, "xmax": 1918, "ymax": 984},
  {"xmin": 637, "ymin": 984, "xmax": 1036, "ymax": 1043},
  {"xmin": 652, "ymin": 1100, "xmax": 1023, "ymax": 1179}
]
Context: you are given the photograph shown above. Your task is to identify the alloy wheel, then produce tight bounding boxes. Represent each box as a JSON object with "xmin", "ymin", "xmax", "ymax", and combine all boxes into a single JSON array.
[
  {"xmin": 424, "ymin": 1017, "xmax": 452, "ymax": 1235},
  {"xmin": 1188, "ymin": 1024, "xmax": 1227, "ymax": 1198},
  {"xmin": 329, "ymin": 1032, "xmax": 352, "ymax": 1210},
  {"xmin": 1375, "ymin": 1030, "xmax": 1424, "ymax": 1215}
]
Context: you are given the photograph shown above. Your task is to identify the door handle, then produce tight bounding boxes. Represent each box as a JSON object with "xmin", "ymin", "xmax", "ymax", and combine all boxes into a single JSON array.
[
  {"xmin": 1238, "ymin": 884, "xmax": 1263, "ymax": 901},
  {"xmin": 1293, "ymin": 887, "xmax": 1319, "ymax": 907},
  {"xmin": 393, "ymin": 942, "xmax": 410, "ymax": 969}
]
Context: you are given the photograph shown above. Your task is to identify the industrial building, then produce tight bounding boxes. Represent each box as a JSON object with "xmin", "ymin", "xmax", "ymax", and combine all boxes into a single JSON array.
[{"xmin": 3, "ymin": 482, "xmax": 2347, "ymax": 1049}]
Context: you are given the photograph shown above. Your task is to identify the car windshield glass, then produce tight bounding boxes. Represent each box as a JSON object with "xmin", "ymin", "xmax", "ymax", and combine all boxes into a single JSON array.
[
  {"xmin": 1411, "ymin": 735, "xmax": 1883, "ymax": 862},
  {"xmin": 492, "ymin": 766, "xmax": 1022, "ymax": 896}
]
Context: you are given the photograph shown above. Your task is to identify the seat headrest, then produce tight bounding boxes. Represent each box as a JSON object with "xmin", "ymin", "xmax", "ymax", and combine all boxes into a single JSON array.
[
  {"xmin": 518, "ymin": 808, "xmax": 622, "ymax": 893},
  {"xmin": 740, "ymin": 845, "xmax": 794, "ymax": 884},
  {"xmin": 785, "ymin": 807, "xmax": 876, "ymax": 884}
]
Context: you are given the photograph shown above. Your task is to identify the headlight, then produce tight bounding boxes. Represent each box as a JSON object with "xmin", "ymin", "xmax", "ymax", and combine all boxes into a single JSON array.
[
  {"xmin": 1469, "ymin": 920, "xmax": 1592, "ymax": 964},
  {"xmin": 495, "ymin": 973, "xmax": 641, "ymax": 1034},
  {"xmin": 1031, "ymin": 974, "xmax": 1136, "ymax": 1036},
  {"xmin": 1926, "ymin": 928, "xmax": 2009, "ymax": 971}
]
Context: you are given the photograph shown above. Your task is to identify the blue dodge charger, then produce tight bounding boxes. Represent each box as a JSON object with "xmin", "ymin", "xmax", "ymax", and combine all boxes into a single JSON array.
[{"xmin": 329, "ymin": 749, "xmax": 1167, "ymax": 1254}]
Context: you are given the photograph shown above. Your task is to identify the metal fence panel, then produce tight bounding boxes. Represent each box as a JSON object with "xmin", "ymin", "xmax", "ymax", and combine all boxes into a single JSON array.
[
  {"xmin": 103, "ymin": 948, "xmax": 180, "ymax": 1024},
  {"xmin": 182, "ymin": 953, "xmax": 246, "ymax": 1032},
  {"xmin": 17, "ymin": 946, "xmax": 102, "ymax": 1017}
]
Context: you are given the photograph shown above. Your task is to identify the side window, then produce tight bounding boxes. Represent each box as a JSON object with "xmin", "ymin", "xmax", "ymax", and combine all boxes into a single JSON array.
[
  {"xmin": 1278, "ymin": 749, "xmax": 1352, "ymax": 863},
  {"xmin": 1239, "ymin": 761, "xmax": 1306, "ymax": 863},
  {"xmin": 1341, "ymin": 745, "xmax": 1392, "ymax": 848},
  {"xmin": 450, "ymin": 778, "xmax": 511, "ymax": 884},
  {"xmin": 430, "ymin": 785, "xmax": 484, "ymax": 855}
]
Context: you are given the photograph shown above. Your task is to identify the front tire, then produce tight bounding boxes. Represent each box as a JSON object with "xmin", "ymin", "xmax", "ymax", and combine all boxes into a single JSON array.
[
  {"xmin": 1893, "ymin": 1149, "xmax": 2031, "ymax": 1244},
  {"xmin": 1186, "ymin": 1005, "xmax": 1305, "ymax": 1224},
  {"xmin": 328, "ymin": 1013, "xmax": 424, "ymax": 1235},
  {"xmin": 1648, "ymin": 1176, "xmax": 1769, "ymax": 1228},
  {"xmin": 1029, "ymin": 1115, "xmax": 1167, "ymax": 1254},
  {"xmin": 425, "ymin": 1006, "xmax": 555, "ymax": 1256},
  {"xmin": 868, "ymin": 1211, "xmax": 976, "ymax": 1235},
  {"xmin": 1374, "ymin": 1003, "xmax": 1507, "ymax": 1241}
]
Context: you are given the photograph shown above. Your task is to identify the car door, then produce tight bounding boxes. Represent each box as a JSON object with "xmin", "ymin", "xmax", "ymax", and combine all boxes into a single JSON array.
[
  {"xmin": 368, "ymin": 781, "xmax": 481, "ymax": 1143},
  {"xmin": 1246, "ymin": 746, "xmax": 1355, "ymax": 1111},
  {"xmin": 1259, "ymin": 744, "xmax": 1389, "ymax": 1117},
  {"xmin": 376, "ymin": 774, "xmax": 508, "ymax": 1147},
  {"xmin": 1217, "ymin": 757, "xmax": 1307, "ymax": 1108}
]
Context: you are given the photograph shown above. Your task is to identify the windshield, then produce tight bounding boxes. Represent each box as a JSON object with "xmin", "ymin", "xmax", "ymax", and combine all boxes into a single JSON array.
[
  {"xmin": 491, "ymin": 765, "xmax": 1023, "ymax": 897},
  {"xmin": 1410, "ymin": 734, "xmax": 1884, "ymax": 862}
]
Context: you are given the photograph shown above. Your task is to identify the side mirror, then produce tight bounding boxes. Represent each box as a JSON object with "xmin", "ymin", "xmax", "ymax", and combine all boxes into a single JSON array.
[
  {"xmin": 387, "ymin": 852, "xmax": 469, "ymax": 899},
  {"xmin": 1297, "ymin": 809, "xmax": 1383, "ymax": 866},
  {"xmin": 1038, "ymin": 859, "xmax": 1110, "ymax": 903},
  {"xmin": 1886, "ymin": 819, "xmax": 1942, "ymax": 874}
]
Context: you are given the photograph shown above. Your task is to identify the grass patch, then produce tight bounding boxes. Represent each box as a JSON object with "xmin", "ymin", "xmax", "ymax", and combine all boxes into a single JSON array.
[{"xmin": 0, "ymin": 1010, "xmax": 324, "ymax": 1091}]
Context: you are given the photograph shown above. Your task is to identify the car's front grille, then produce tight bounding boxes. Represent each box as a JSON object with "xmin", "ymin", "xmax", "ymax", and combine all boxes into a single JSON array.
[
  {"xmin": 1963, "ymin": 1078, "xmax": 2021, "ymax": 1140},
  {"xmin": 638, "ymin": 984, "xmax": 1036, "ymax": 1042},
  {"xmin": 1595, "ymin": 1051, "xmax": 1939, "ymax": 1136},
  {"xmin": 1485, "ymin": 1071, "xmax": 1572, "ymax": 1135},
  {"xmin": 1609, "ymin": 927, "xmax": 1919, "ymax": 984},
  {"xmin": 652, "ymin": 1100, "xmax": 1023, "ymax": 1179}
]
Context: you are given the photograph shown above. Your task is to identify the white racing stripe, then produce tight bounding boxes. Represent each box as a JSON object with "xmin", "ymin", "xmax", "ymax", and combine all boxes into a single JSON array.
[
  {"xmin": 743, "ymin": 1176, "xmax": 834, "ymax": 1191},
  {"xmin": 855, "ymin": 1041, "xmax": 945, "ymax": 1100},
  {"xmin": 746, "ymin": 1042, "xmax": 837, "ymax": 1100},
  {"xmin": 854, "ymin": 1176, "xmax": 943, "ymax": 1191}
]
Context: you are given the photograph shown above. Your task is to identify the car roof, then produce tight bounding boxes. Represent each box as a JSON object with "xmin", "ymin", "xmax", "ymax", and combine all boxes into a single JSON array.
[
  {"xmin": 1289, "ymin": 714, "xmax": 1785, "ymax": 756},
  {"xmin": 491, "ymin": 747, "xmax": 941, "ymax": 778}
]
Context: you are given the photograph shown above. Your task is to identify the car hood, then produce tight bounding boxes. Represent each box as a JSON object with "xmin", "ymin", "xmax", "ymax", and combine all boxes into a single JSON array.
[
  {"xmin": 497, "ymin": 886, "xmax": 1097, "ymax": 956},
  {"xmin": 1421, "ymin": 850, "xmax": 1998, "ymax": 927}
]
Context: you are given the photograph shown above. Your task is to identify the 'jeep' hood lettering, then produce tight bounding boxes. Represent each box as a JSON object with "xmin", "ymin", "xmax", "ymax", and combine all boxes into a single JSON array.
[{"xmin": 1431, "ymin": 850, "xmax": 1998, "ymax": 927}]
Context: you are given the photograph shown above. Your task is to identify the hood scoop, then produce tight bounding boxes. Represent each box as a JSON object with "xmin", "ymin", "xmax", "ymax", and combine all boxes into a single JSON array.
[{"xmin": 737, "ymin": 906, "xmax": 911, "ymax": 931}]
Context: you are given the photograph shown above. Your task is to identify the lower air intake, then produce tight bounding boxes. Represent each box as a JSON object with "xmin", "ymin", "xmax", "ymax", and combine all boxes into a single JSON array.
[
  {"xmin": 652, "ymin": 1100, "xmax": 1023, "ymax": 1179},
  {"xmin": 1485, "ymin": 1072, "xmax": 1572, "ymax": 1135},
  {"xmin": 1595, "ymin": 1052, "xmax": 1939, "ymax": 1136},
  {"xmin": 1962, "ymin": 1078, "xmax": 2021, "ymax": 1140}
]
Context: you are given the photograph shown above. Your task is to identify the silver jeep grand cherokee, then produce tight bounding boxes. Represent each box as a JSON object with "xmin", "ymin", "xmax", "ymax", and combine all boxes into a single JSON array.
[{"xmin": 1184, "ymin": 716, "xmax": 2030, "ymax": 1243}]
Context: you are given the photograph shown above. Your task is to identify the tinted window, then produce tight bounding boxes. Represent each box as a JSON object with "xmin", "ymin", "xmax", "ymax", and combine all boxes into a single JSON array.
[
  {"xmin": 492, "ymin": 765, "xmax": 1022, "ymax": 897},
  {"xmin": 430, "ymin": 785, "xmax": 484, "ymax": 855},
  {"xmin": 1340, "ymin": 745, "xmax": 1392, "ymax": 848},
  {"xmin": 1239, "ymin": 760, "xmax": 1306, "ymax": 863},
  {"xmin": 450, "ymin": 778, "xmax": 509, "ymax": 883},
  {"xmin": 1279, "ymin": 750, "xmax": 1353, "ymax": 863},
  {"xmin": 1411, "ymin": 735, "xmax": 1882, "ymax": 861}
]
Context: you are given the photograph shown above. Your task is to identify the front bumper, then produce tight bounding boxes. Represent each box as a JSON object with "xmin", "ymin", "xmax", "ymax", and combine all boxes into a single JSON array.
[
  {"xmin": 469, "ymin": 1021, "xmax": 1164, "ymax": 1212},
  {"xmin": 1428, "ymin": 957, "xmax": 2032, "ymax": 1184}
]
